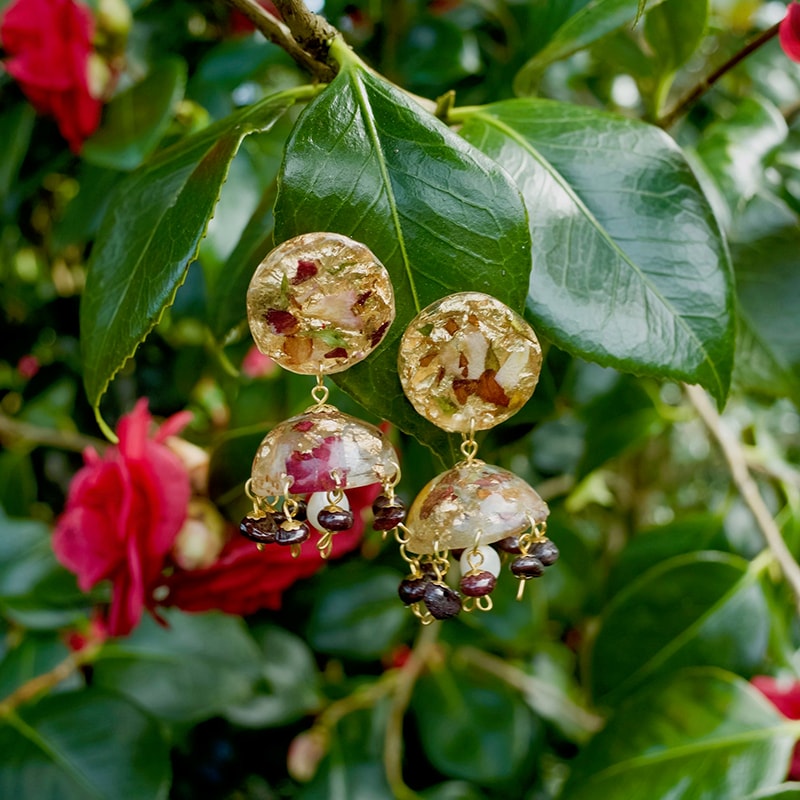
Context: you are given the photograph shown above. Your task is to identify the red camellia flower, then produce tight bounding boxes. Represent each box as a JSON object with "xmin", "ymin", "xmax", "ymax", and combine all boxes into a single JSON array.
[
  {"xmin": 0, "ymin": 0, "xmax": 103, "ymax": 151},
  {"xmin": 161, "ymin": 484, "xmax": 379, "ymax": 615},
  {"xmin": 751, "ymin": 675, "xmax": 800, "ymax": 779},
  {"xmin": 781, "ymin": 2, "xmax": 800, "ymax": 63},
  {"xmin": 53, "ymin": 400, "xmax": 192, "ymax": 636}
]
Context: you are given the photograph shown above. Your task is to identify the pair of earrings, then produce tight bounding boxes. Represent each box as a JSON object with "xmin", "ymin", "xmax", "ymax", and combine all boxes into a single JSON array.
[{"xmin": 239, "ymin": 232, "xmax": 558, "ymax": 623}]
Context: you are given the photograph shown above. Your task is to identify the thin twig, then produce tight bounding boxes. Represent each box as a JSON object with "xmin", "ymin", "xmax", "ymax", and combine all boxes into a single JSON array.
[
  {"xmin": 457, "ymin": 646, "xmax": 604, "ymax": 735},
  {"xmin": 658, "ymin": 22, "xmax": 781, "ymax": 129},
  {"xmin": 685, "ymin": 384, "xmax": 800, "ymax": 612},
  {"xmin": 226, "ymin": 0, "xmax": 335, "ymax": 81},
  {"xmin": 0, "ymin": 411, "xmax": 106, "ymax": 454},
  {"xmin": 0, "ymin": 645, "xmax": 99, "ymax": 718},
  {"xmin": 384, "ymin": 623, "xmax": 440, "ymax": 800}
]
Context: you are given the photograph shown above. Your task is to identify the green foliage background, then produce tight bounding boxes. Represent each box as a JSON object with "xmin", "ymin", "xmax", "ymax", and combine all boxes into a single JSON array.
[{"xmin": 2, "ymin": 0, "xmax": 800, "ymax": 797}]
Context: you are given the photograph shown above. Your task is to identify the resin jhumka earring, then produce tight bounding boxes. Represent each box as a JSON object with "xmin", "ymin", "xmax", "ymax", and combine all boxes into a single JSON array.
[
  {"xmin": 393, "ymin": 292, "xmax": 559, "ymax": 622},
  {"xmin": 240, "ymin": 232, "xmax": 402, "ymax": 559}
]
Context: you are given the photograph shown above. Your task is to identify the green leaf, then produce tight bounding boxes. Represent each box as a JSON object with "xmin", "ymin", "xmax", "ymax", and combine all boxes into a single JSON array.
[
  {"xmin": 413, "ymin": 662, "xmax": 541, "ymax": 784},
  {"xmin": 588, "ymin": 551, "xmax": 770, "ymax": 703},
  {"xmin": 275, "ymin": 43, "xmax": 531, "ymax": 462},
  {"xmin": 560, "ymin": 668, "xmax": 800, "ymax": 800},
  {"xmin": 223, "ymin": 625, "xmax": 323, "ymax": 728},
  {"xmin": 744, "ymin": 785, "xmax": 800, "ymax": 800},
  {"xmin": 577, "ymin": 375, "xmax": 662, "ymax": 477},
  {"xmin": 0, "ymin": 635, "xmax": 77, "ymax": 699},
  {"xmin": 80, "ymin": 85, "xmax": 319, "ymax": 419},
  {"xmin": 693, "ymin": 96, "xmax": 788, "ymax": 230},
  {"xmin": 643, "ymin": 0, "xmax": 709, "ymax": 114},
  {"xmin": 92, "ymin": 610, "xmax": 262, "ymax": 722},
  {"xmin": 0, "ymin": 689, "xmax": 170, "ymax": 800},
  {"xmin": 209, "ymin": 181, "xmax": 277, "ymax": 340},
  {"xmin": 298, "ymin": 749, "xmax": 393, "ymax": 800},
  {"xmin": 305, "ymin": 563, "xmax": 410, "ymax": 660},
  {"xmin": 81, "ymin": 59, "xmax": 188, "ymax": 171},
  {"xmin": 514, "ymin": 0, "xmax": 668, "ymax": 95},
  {"xmin": 0, "ymin": 510, "xmax": 86, "ymax": 629},
  {"xmin": 458, "ymin": 99, "xmax": 734, "ymax": 405},
  {"xmin": 423, "ymin": 782, "xmax": 488, "ymax": 800},
  {"xmin": 607, "ymin": 514, "xmax": 725, "ymax": 596},
  {"xmin": 0, "ymin": 103, "xmax": 35, "ymax": 214},
  {"xmin": 732, "ymin": 226, "xmax": 800, "ymax": 407}
]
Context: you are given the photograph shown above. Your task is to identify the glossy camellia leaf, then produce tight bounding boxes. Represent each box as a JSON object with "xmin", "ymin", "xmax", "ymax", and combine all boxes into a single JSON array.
[
  {"xmin": 274, "ymin": 40, "xmax": 531, "ymax": 462},
  {"xmin": 81, "ymin": 58, "xmax": 187, "ymax": 171},
  {"xmin": 588, "ymin": 551, "xmax": 770, "ymax": 703},
  {"xmin": 560, "ymin": 668, "xmax": 800, "ymax": 800},
  {"xmin": 693, "ymin": 96, "xmax": 788, "ymax": 229},
  {"xmin": 743, "ymin": 785, "xmax": 800, "ymax": 800},
  {"xmin": 412, "ymin": 662, "xmax": 541, "ymax": 784},
  {"xmin": 305, "ymin": 563, "xmax": 410, "ymax": 660},
  {"xmin": 606, "ymin": 513, "xmax": 725, "ymax": 596},
  {"xmin": 81, "ymin": 85, "xmax": 320, "ymax": 428},
  {"xmin": 643, "ymin": 0, "xmax": 708, "ymax": 114},
  {"xmin": 732, "ymin": 226, "xmax": 800, "ymax": 406},
  {"xmin": 577, "ymin": 375, "xmax": 662, "ymax": 478},
  {"xmin": 0, "ymin": 689, "xmax": 171, "ymax": 800},
  {"xmin": 223, "ymin": 624, "xmax": 323, "ymax": 728},
  {"xmin": 514, "ymin": 0, "xmax": 667, "ymax": 95},
  {"xmin": 458, "ymin": 99, "xmax": 734, "ymax": 405},
  {"xmin": 92, "ymin": 610, "xmax": 262, "ymax": 722}
]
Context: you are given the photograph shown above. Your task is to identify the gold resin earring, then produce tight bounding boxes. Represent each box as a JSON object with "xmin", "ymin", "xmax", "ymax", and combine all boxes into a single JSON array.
[
  {"xmin": 393, "ymin": 292, "xmax": 558, "ymax": 622},
  {"xmin": 240, "ymin": 232, "xmax": 403, "ymax": 559}
]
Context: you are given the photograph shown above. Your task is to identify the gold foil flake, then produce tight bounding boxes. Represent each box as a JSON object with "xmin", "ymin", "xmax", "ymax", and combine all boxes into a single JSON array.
[
  {"xmin": 250, "ymin": 406, "xmax": 398, "ymax": 496},
  {"xmin": 404, "ymin": 460, "xmax": 549, "ymax": 555},
  {"xmin": 247, "ymin": 232, "xmax": 395, "ymax": 374},
  {"xmin": 397, "ymin": 292, "xmax": 542, "ymax": 432}
]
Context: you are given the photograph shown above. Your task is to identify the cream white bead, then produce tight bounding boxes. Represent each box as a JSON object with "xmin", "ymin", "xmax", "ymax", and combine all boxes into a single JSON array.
[
  {"xmin": 459, "ymin": 544, "xmax": 501, "ymax": 578},
  {"xmin": 307, "ymin": 491, "xmax": 350, "ymax": 530}
]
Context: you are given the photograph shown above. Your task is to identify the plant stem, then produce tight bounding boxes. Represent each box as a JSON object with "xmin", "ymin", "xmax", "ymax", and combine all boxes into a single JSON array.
[
  {"xmin": 0, "ymin": 645, "xmax": 100, "ymax": 718},
  {"xmin": 457, "ymin": 646, "xmax": 604, "ymax": 735},
  {"xmin": 685, "ymin": 384, "xmax": 800, "ymax": 612},
  {"xmin": 227, "ymin": 0, "xmax": 336, "ymax": 81},
  {"xmin": 270, "ymin": 0, "xmax": 340, "ymax": 78},
  {"xmin": 658, "ymin": 22, "xmax": 781, "ymax": 129},
  {"xmin": 0, "ymin": 411, "xmax": 107, "ymax": 454},
  {"xmin": 384, "ymin": 623, "xmax": 440, "ymax": 800}
]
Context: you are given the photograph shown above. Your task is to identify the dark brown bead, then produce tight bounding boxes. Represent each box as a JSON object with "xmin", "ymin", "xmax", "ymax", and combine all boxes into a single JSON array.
[
  {"xmin": 373, "ymin": 504, "xmax": 406, "ymax": 531},
  {"xmin": 530, "ymin": 540, "xmax": 559, "ymax": 566},
  {"xmin": 292, "ymin": 499, "xmax": 308, "ymax": 521},
  {"xmin": 459, "ymin": 570, "xmax": 497, "ymax": 597},
  {"xmin": 372, "ymin": 494, "xmax": 404, "ymax": 514},
  {"xmin": 510, "ymin": 556, "xmax": 545, "ymax": 578},
  {"xmin": 398, "ymin": 577, "xmax": 429, "ymax": 605},
  {"xmin": 239, "ymin": 515, "xmax": 277, "ymax": 544},
  {"xmin": 275, "ymin": 520, "xmax": 311, "ymax": 545},
  {"xmin": 423, "ymin": 582, "xmax": 462, "ymax": 619},
  {"xmin": 317, "ymin": 506, "xmax": 354, "ymax": 531},
  {"xmin": 494, "ymin": 535, "xmax": 523, "ymax": 554}
]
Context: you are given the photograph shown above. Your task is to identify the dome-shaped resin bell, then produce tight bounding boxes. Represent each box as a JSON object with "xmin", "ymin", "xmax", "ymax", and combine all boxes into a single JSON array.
[
  {"xmin": 250, "ymin": 406, "xmax": 397, "ymax": 496},
  {"xmin": 404, "ymin": 461, "xmax": 548, "ymax": 555}
]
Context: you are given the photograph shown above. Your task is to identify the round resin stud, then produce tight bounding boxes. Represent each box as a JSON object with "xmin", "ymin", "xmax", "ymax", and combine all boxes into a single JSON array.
[
  {"xmin": 250, "ymin": 406, "xmax": 398, "ymax": 496},
  {"xmin": 404, "ymin": 460, "xmax": 549, "ymax": 555},
  {"xmin": 247, "ymin": 232, "xmax": 395, "ymax": 374},
  {"xmin": 398, "ymin": 292, "xmax": 542, "ymax": 432}
]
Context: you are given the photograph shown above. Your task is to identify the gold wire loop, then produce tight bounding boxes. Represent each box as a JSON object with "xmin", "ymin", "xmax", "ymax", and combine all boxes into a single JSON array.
[
  {"xmin": 459, "ymin": 424, "xmax": 479, "ymax": 463},
  {"xmin": 411, "ymin": 603, "xmax": 434, "ymax": 625},
  {"xmin": 310, "ymin": 374, "xmax": 330, "ymax": 407},
  {"xmin": 476, "ymin": 595, "xmax": 493, "ymax": 612},
  {"xmin": 394, "ymin": 523, "xmax": 411, "ymax": 546},
  {"xmin": 383, "ymin": 462, "xmax": 402, "ymax": 502},
  {"xmin": 317, "ymin": 530, "xmax": 334, "ymax": 559}
]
